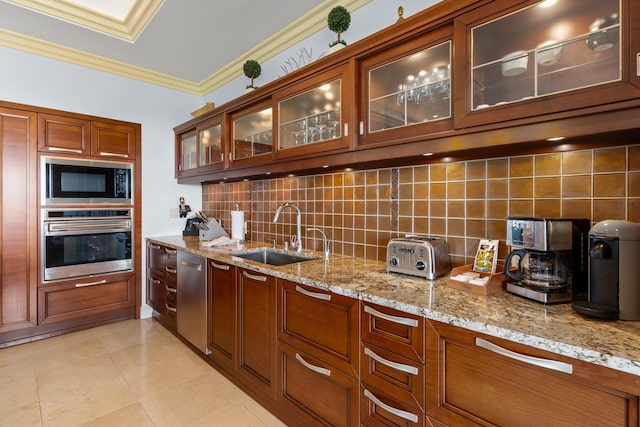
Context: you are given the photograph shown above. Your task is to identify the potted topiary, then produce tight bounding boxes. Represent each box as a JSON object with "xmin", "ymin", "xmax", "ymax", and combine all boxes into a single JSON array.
[
  {"xmin": 243, "ymin": 59, "xmax": 261, "ymax": 92},
  {"xmin": 327, "ymin": 5, "xmax": 351, "ymax": 52}
]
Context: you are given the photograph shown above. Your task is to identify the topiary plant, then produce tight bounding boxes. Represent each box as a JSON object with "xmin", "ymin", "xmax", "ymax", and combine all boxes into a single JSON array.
[
  {"xmin": 327, "ymin": 5, "xmax": 351, "ymax": 47},
  {"xmin": 243, "ymin": 59, "xmax": 261, "ymax": 89}
]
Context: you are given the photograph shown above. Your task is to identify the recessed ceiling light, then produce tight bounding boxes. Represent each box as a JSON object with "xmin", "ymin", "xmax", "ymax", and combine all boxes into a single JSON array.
[
  {"xmin": 546, "ymin": 136, "xmax": 565, "ymax": 142},
  {"xmin": 422, "ymin": 152, "xmax": 434, "ymax": 157},
  {"xmin": 538, "ymin": 0, "xmax": 557, "ymax": 8}
]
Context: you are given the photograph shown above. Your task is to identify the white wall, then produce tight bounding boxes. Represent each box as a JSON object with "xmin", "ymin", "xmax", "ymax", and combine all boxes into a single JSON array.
[{"xmin": 0, "ymin": 45, "xmax": 203, "ymax": 317}]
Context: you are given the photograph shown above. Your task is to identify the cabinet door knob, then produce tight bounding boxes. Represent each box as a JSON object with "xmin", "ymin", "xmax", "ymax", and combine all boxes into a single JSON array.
[{"xmin": 475, "ymin": 337, "xmax": 573, "ymax": 374}]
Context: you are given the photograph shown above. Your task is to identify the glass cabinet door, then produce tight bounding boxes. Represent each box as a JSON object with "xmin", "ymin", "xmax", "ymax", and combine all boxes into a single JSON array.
[
  {"xmin": 198, "ymin": 121, "xmax": 222, "ymax": 166},
  {"xmin": 179, "ymin": 131, "xmax": 197, "ymax": 172},
  {"xmin": 278, "ymin": 79, "xmax": 342, "ymax": 150},
  {"xmin": 470, "ymin": 0, "xmax": 620, "ymax": 110},
  {"xmin": 232, "ymin": 107, "xmax": 273, "ymax": 161},
  {"xmin": 368, "ymin": 41, "xmax": 451, "ymax": 132}
]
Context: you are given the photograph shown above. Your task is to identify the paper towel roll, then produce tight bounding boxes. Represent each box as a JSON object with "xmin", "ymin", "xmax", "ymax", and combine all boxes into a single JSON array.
[{"xmin": 231, "ymin": 210, "xmax": 245, "ymax": 240}]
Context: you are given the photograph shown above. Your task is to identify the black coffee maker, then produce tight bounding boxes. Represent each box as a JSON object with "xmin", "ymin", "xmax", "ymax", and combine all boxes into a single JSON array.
[
  {"xmin": 572, "ymin": 220, "xmax": 640, "ymax": 320},
  {"xmin": 505, "ymin": 217, "xmax": 590, "ymax": 304}
]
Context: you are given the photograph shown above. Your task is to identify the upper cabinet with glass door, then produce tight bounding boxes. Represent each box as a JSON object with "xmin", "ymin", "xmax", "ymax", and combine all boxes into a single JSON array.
[
  {"xmin": 231, "ymin": 101, "xmax": 273, "ymax": 167},
  {"xmin": 175, "ymin": 115, "xmax": 225, "ymax": 178},
  {"xmin": 454, "ymin": 0, "xmax": 640, "ymax": 128},
  {"xmin": 275, "ymin": 63, "xmax": 352, "ymax": 159},
  {"xmin": 357, "ymin": 28, "xmax": 454, "ymax": 147}
]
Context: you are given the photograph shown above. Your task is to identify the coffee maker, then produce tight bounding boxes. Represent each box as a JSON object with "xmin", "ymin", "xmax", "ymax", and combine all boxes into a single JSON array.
[
  {"xmin": 504, "ymin": 217, "xmax": 590, "ymax": 304},
  {"xmin": 572, "ymin": 220, "xmax": 640, "ymax": 320}
]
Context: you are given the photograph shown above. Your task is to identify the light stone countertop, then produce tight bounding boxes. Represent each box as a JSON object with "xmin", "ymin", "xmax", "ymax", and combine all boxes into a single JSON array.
[{"xmin": 148, "ymin": 235, "xmax": 640, "ymax": 377}]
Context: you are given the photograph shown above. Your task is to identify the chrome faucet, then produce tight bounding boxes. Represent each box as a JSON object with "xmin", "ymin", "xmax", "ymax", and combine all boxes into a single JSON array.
[
  {"xmin": 272, "ymin": 202, "xmax": 302, "ymax": 252},
  {"xmin": 307, "ymin": 227, "xmax": 330, "ymax": 259}
]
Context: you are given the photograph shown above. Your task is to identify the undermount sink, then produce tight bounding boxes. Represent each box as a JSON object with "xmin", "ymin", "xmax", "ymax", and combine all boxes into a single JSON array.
[{"xmin": 231, "ymin": 249, "xmax": 320, "ymax": 266}]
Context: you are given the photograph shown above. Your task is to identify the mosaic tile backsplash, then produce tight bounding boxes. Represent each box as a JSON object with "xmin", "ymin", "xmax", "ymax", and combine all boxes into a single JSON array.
[{"xmin": 202, "ymin": 145, "xmax": 640, "ymax": 266}]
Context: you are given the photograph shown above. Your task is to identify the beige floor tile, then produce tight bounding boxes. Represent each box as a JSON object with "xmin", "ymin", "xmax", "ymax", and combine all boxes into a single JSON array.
[
  {"xmin": 78, "ymin": 402, "xmax": 154, "ymax": 427},
  {"xmin": 1, "ymin": 318, "xmax": 289, "ymax": 427}
]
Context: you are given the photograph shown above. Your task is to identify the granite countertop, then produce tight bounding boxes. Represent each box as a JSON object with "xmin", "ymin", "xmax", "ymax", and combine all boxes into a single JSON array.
[{"xmin": 148, "ymin": 235, "xmax": 640, "ymax": 376}]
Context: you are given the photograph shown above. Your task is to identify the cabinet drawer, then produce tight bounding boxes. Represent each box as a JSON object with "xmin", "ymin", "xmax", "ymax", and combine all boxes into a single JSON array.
[
  {"xmin": 362, "ymin": 302, "xmax": 424, "ymax": 364},
  {"xmin": 426, "ymin": 320, "xmax": 640, "ymax": 427},
  {"xmin": 38, "ymin": 275, "xmax": 135, "ymax": 324},
  {"xmin": 279, "ymin": 280, "xmax": 360, "ymax": 376},
  {"xmin": 279, "ymin": 341, "xmax": 360, "ymax": 427},
  {"xmin": 361, "ymin": 342, "xmax": 425, "ymax": 411},
  {"xmin": 361, "ymin": 384, "xmax": 424, "ymax": 427}
]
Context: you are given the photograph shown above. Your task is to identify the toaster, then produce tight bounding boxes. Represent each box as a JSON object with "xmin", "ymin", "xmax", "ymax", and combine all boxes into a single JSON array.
[{"xmin": 386, "ymin": 235, "xmax": 451, "ymax": 279}]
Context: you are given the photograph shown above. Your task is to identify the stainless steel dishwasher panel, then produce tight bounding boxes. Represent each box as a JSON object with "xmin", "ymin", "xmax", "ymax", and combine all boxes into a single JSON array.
[{"xmin": 177, "ymin": 251, "xmax": 210, "ymax": 354}]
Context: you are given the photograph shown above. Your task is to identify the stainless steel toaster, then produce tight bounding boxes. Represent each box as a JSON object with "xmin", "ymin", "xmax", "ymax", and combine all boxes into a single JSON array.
[{"xmin": 386, "ymin": 235, "xmax": 451, "ymax": 279}]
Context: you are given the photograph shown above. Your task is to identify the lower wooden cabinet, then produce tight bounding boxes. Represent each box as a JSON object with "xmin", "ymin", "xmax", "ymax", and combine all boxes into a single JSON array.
[
  {"xmin": 38, "ymin": 273, "xmax": 135, "ymax": 325},
  {"xmin": 237, "ymin": 268, "xmax": 278, "ymax": 397},
  {"xmin": 425, "ymin": 319, "xmax": 640, "ymax": 427},
  {"xmin": 208, "ymin": 259, "xmax": 236, "ymax": 371},
  {"xmin": 279, "ymin": 341, "xmax": 360, "ymax": 427},
  {"xmin": 278, "ymin": 280, "xmax": 360, "ymax": 377},
  {"xmin": 147, "ymin": 242, "xmax": 178, "ymax": 331}
]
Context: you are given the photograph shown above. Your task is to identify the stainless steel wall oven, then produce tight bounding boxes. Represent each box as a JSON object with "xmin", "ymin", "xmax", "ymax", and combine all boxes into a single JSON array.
[{"xmin": 42, "ymin": 209, "xmax": 133, "ymax": 282}]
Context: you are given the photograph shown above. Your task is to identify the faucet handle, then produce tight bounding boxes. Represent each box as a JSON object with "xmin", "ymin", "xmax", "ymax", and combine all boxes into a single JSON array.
[{"xmin": 290, "ymin": 234, "xmax": 298, "ymax": 249}]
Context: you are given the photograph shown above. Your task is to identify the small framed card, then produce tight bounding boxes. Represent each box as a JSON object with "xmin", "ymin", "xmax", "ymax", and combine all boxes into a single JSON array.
[{"xmin": 473, "ymin": 239, "xmax": 499, "ymax": 274}]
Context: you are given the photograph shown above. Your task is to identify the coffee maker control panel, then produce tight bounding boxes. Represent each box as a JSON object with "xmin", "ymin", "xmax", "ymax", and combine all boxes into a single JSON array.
[{"xmin": 507, "ymin": 217, "xmax": 573, "ymax": 251}]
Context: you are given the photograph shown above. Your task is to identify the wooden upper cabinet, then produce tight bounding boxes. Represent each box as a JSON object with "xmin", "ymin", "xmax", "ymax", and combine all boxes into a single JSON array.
[
  {"xmin": 356, "ymin": 26, "xmax": 454, "ymax": 149},
  {"xmin": 38, "ymin": 113, "xmax": 90, "ymax": 155},
  {"xmin": 274, "ymin": 61, "xmax": 354, "ymax": 160},
  {"xmin": 91, "ymin": 120, "xmax": 136, "ymax": 159},
  {"xmin": 230, "ymin": 100, "xmax": 272, "ymax": 168},
  {"xmin": 453, "ymin": 0, "xmax": 640, "ymax": 128},
  {"xmin": 38, "ymin": 114, "xmax": 136, "ymax": 159},
  {"xmin": 175, "ymin": 115, "xmax": 225, "ymax": 178}
]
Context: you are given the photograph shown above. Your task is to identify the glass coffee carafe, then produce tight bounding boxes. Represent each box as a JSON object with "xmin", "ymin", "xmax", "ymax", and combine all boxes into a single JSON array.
[{"xmin": 504, "ymin": 249, "xmax": 568, "ymax": 289}]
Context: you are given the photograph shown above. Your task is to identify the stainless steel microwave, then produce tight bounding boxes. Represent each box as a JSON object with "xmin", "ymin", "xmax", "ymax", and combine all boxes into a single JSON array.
[{"xmin": 41, "ymin": 156, "xmax": 133, "ymax": 205}]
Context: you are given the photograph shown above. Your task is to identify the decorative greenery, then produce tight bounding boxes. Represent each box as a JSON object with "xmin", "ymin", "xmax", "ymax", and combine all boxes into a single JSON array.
[
  {"xmin": 243, "ymin": 59, "xmax": 261, "ymax": 89},
  {"xmin": 327, "ymin": 5, "xmax": 351, "ymax": 47}
]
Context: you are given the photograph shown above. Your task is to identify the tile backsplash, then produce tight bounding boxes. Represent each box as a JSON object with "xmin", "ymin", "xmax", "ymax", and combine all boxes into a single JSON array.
[{"xmin": 203, "ymin": 145, "xmax": 640, "ymax": 266}]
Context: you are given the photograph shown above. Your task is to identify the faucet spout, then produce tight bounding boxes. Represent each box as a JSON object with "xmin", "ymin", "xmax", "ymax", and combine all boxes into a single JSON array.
[
  {"xmin": 307, "ymin": 227, "xmax": 330, "ymax": 259},
  {"xmin": 272, "ymin": 202, "xmax": 302, "ymax": 252}
]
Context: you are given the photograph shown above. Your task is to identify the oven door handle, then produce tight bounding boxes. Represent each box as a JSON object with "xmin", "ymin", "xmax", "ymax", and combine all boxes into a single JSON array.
[{"xmin": 47, "ymin": 220, "xmax": 131, "ymax": 233}]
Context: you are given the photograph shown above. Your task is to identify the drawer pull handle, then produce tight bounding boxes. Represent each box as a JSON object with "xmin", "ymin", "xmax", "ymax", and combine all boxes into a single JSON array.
[
  {"xmin": 75, "ymin": 279, "xmax": 107, "ymax": 288},
  {"xmin": 165, "ymin": 266, "xmax": 177, "ymax": 274},
  {"xmin": 295, "ymin": 353, "xmax": 331, "ymax": 377},
  {"xmin": 165, "ymin": 285, "xmax": 177, "ymax": 294},
  {"xmin": 364, "ymin": 347, "xmax": 418, "ymax": 375},
  {"xmin": 243, "ymin": 271, "xmax": 267, "ymax": 282},
  {"xmin": 48, "ymin": 147, "xmax": 83, "ymax": 154},
  {"xmin": 364, "ymin": 305, "xmax": 418, "ymax": 327},
  {"xmin": 99, "ymin": 151, "xmax": 128, "ymax": 158},
  {"xmin": 150, "ymin": 244, "xmax": 160, "ymax": 249},
  {"xmin": 295, "ymin": 285, "xmax": 331, "ymax": 301},
  {"xmin": 363, "ymin": 389, "xmax": 418, "ymax": 423},
  {"xmin": 211, "ymin": 261, "xmax": 230, "ymax": 270},
  {"xmin": 475, "ymin": 337, "xmax": 573, "ymax": 374},
  {"xmin": 165, "ymin": 248, "xmax": 177, "ymax": 254},
  {"xmin": 165, "ymin": 303, "xmax": 177, "ymax": 313},
  {"xmin": 151, "ymin": 279, "xmax": 161, "ymax": 285}
]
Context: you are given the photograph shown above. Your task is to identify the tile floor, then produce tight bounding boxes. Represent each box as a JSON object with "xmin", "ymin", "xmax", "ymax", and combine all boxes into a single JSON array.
[{"xmin": 0, "ymin": 318, "xmax": 287, "ymax": 427}]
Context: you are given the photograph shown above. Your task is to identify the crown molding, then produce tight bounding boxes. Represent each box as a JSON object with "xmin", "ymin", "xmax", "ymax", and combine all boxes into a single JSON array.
[
  {"xmin": 4, "ymin": 0, "xmax": 164, "ymax": 41},
  {"xmin": 0, "ymin": 28, "xmax": 201, "ymax": 94},
  {"xmin": 0, "ymin": 0, "xmax": 371, "ymax": 96}
]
